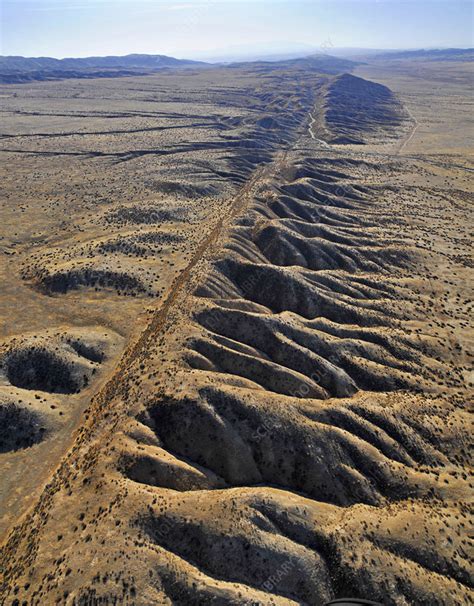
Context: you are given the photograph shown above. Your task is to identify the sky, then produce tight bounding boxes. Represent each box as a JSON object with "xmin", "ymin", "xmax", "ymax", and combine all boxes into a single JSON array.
[{"xmin": 1, "ymin": 0, "xmax": 473, "ymax": 60}]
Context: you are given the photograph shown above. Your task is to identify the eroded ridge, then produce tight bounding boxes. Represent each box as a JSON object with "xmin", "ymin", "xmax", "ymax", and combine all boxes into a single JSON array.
[
  {"xmin": 0, "ymin": 70, "xmax": 472, "ymax": 606},
  {"xmin": 119, "ymin": 148, "xmax": 471, "ymax": 604},
  {"xmin": 0, "ymin": 61, "xmax": 322, "ymax": 544},
  {"xmin": 311, "ymin": 73, "xmax": 410, "ymax": 144}
]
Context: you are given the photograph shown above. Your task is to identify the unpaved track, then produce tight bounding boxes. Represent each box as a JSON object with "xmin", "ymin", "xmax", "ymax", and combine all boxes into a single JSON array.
[
  {"xmin": 308, "ymin": 111, "xmax": 331, "ymax": 148},
  {"xmin": 396, "ymin": 106, "xmax": 419, "ymax": 155}
]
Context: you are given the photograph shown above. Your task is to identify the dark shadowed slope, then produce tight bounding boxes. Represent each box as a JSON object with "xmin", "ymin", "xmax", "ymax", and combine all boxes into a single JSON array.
[{"xmin": 312, "ymin": 73, "xmax": 409, "ymax": 144}]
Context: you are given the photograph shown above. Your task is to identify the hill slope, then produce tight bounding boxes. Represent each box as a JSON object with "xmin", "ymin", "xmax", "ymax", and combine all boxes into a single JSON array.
[{"xmin": 312, "ymin": 73, "xmax": 409, "ymax": 144}]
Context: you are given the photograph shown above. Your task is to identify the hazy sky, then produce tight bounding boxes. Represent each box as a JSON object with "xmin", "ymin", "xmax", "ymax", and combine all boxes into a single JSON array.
[{"xmin": 1, "ymin": 0, "xmax": 473, "ymax": 59}]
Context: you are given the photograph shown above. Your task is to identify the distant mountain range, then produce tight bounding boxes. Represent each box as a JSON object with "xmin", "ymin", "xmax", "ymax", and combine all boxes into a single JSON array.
[
  {"xmin": 0, "ymin": 54, "xmax": 208, "ymax": 83},
  {"xmin": 371, "ymin": 48, "xmax": 474, "ymax": 62},
  {"xmin": 0, "ymin": 53, "xmax": 206, "ymax": 72},
  {"xmin": 0, "ymin": 52, "xmax": 358, "ymax": 83},
  {"xmin": 1, "ymin": 48, "xmax": 469, "ymax": 85}
]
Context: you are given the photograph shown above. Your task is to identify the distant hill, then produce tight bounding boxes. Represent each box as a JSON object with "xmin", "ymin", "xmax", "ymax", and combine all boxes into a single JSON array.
[
  {"xmin": 371, "ymin": 48, "xmax": 474, "ymax": 62},
  {"xmin": 314, "ymin": 73, "xmax": 408, "ymax": 144},
  {"xmin": 229, "ymin": 53, "xmax": 358, "ymax": 75},
  {"xmin": 0, "ymin": 54, "xmax": 208, "ymax": 83},
  {"xmin": 285, "ymin": 54, "xmax": 359, "ymax": 73}
]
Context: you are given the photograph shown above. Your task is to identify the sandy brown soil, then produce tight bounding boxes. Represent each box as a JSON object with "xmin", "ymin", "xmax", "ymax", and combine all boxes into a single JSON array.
[{"xmin": 0, "ymin": 59, "xmax": 472, "ymax": 605}]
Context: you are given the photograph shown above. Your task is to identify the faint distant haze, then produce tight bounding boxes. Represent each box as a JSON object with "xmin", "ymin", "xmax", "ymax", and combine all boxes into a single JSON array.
[
  {"xmin": 1, "ymin": 0, "xmax": 473, "ymax": 59},
  {"xmin": 193, "ymin": 42, "xmax": 321, "ymax": 63}
]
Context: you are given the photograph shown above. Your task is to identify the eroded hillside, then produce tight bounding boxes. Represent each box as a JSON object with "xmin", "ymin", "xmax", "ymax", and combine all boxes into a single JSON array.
[{"xmin": 0, "ymin": 60, "xmax": 472, "ymax": 605}]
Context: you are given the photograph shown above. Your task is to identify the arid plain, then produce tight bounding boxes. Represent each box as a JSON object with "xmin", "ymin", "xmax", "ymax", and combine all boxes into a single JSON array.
[{"xmin": 0, "ymin": 55, "xmax": 472, "ymax": 605}]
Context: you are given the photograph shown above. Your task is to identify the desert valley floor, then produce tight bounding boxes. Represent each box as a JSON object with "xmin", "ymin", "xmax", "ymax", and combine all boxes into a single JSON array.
[{"xmin": 0, "ymin": 56, "xmax": 472, "ymax": 605}]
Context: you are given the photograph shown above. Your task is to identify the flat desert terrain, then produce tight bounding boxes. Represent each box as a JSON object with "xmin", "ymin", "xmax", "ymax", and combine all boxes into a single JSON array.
[{"xmin": 0, "ymin": 56, "xmax": 472, "ymax": 605}]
